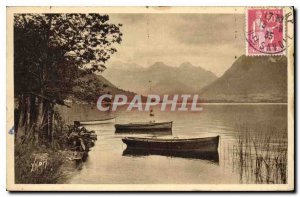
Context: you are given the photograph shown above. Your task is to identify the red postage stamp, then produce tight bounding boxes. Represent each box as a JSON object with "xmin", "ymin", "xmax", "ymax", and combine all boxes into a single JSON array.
[{"xmin": 246, "ymin": 8, "xmax": 285, "ymax": 56}]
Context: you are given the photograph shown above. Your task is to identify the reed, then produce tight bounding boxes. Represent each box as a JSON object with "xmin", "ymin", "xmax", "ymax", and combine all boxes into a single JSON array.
[{"xmin": 232, "ymin": 125, "xmax": 287, "ymax": 184}]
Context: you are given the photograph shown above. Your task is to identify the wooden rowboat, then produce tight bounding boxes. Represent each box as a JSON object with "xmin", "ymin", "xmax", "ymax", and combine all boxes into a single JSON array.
[
  {"xmin": 122, "ymin": 136, "xmax": 219, "ymax": 153},
  {"xmin": 116, "ymin": 130, "xmax": 173, "ymax": 136},
  {"xmin": 75, "ymin": 117, "xmax": 115, "ymax": 125},
  {"xmin": 115, "ymin": 121, "xmax": 172, "ymax": 132}
]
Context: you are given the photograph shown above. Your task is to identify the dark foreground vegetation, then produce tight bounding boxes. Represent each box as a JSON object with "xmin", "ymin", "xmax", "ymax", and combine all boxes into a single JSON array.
[
  {"xmin": 232, "ymin": 125, "xmax": 287, "ymax": 184},
  {"xmin": 15, "ymin": 123, "xmax": 98, "ymax": 184},
  {"xmin": 14, "ymin": 13, "xmax": 122, "ymax": 183}
]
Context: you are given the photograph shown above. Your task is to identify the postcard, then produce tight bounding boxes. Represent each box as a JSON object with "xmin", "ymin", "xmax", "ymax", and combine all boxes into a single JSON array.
[{"xmin": 6, "ymin": 6, "xmax": 294, "ymax": 191}]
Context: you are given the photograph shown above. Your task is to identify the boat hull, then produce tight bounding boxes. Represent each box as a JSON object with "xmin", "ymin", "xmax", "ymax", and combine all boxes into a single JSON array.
[
  {"xmin": 122, "ymin": 136, "xmax": 219, "ymax": 153},
  {"xmin": 116, "ymin": 130, "xmax": 173, "ymax": 136},
  {"xmin": 75, "ymin": 118, "xmax": 116, "ymax": 125},
  {"xmin": 115, "ymin": 121, "xmax": 172, "ymax": 132}
]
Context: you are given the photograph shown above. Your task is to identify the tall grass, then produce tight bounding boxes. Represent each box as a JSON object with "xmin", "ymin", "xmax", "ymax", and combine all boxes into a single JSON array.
[
  {"xmin": 15, "ymin": 116, "xmax": 97, "ymax": 184},
  {"xmin": 15, "ymin": 140, "xmax": 64, "ymax": 184},
  {"xmin": 232, "ymin": 125, "xmax": 287, "ymax": 184}
]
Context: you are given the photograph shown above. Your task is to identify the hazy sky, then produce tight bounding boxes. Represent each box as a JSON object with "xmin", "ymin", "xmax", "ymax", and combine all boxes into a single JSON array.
[{"xmin": 108, "ymin": 14, "xmax": 245, "ymax": 76}]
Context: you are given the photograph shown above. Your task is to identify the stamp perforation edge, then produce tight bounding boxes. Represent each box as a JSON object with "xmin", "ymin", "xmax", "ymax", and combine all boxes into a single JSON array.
[{"xmin": 245, "ymin": 7, "xmax": 287, "ymax": 56}]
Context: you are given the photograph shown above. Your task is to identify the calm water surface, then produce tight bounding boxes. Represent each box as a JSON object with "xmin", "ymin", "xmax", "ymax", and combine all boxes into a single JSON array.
[{"xmin": 57, "ymin": 104, "xmax": 287, "ymax": 184}]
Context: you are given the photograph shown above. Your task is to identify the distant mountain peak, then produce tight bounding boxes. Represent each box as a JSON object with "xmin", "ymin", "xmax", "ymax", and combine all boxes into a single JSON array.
[
  {"xmin": 200, "ymin": 54, "xmax": 287, "ymax": 103},
  {"xmin": 152, "ymin": 61, "xmax": 168, "ymax": 66},
  {"xmin": 180, "ymin": 62, "xmax": 193, "ymax": 67},
  {"xmin": 102, "ymin": 60, "xmax": 218, "ymax": 95},
  {"xmin": 149, "ymin": 62, "xmax": 170, "ymax": 70}
]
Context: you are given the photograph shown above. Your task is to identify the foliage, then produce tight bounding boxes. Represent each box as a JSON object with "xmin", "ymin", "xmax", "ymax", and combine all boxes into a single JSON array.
[
  {"xmin": 14, "ymin": 13, "xmax": 122, "ymax": 140},
  {"xmin": 14, "ymin": 13, "xmax": 122, "ymax": 99},
  {"xmin": 13, "ymin": 14, "xmax": 120, "ymax": 183}
]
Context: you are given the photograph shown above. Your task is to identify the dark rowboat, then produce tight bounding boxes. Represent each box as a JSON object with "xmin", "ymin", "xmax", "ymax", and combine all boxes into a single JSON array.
[
  {"xmin": 115, "ymin": 121, "xmax": 172, "ymax": 132},
  {"xmin": 116, "ymin": 130, "xmax": 173, "ymax": 136},
  {"xmin": 122, "ymin": 136, "xmax": 219, "ymax": 153},
  {"xmin": 75, "ymin": 117, "xmax": 116, "ymax": 125}
]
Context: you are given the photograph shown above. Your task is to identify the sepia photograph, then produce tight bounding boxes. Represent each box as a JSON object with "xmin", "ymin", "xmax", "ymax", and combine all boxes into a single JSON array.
[{"xmin": 6, "ymin": 6, "xmax": 294, "ymax": 191}]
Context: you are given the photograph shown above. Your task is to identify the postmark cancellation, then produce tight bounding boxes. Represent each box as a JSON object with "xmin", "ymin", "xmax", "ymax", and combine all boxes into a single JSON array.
[{"xmin": 246, "ymin": 8, "xmax": 286, "ymax": 56}]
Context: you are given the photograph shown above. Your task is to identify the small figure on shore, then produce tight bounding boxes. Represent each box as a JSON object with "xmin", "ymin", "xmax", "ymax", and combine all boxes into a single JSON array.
[{"xmin": 150, "ymin": 108, "xmax": 155, "ymax": 117}]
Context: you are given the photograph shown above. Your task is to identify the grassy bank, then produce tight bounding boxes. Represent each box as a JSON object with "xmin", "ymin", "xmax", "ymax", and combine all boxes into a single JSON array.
[
  {"xmin": 15, "ymin": 142, "xmax": 64, "ymax": 184},
  {"xmin": 15, "ymin": 125, "xmax": 97, "ymax": 184}
]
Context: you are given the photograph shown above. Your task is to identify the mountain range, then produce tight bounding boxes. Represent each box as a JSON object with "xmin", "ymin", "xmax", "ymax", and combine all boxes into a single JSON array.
[
  {"xmin": 73, "ymin": 55, "xmax": 287, "ymax": 104},
  {"xmin": 102, "ymin": 61, "xmax": 218, "ymax": 96},
  {"xmin": 200, "ymin": 55, "xmax": 287, "ymax": 103}
]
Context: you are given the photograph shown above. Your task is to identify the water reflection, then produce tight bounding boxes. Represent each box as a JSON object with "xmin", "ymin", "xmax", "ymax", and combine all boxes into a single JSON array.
[
  {"xmin": 123, "ymin": 148, "xmax": 219, "ymax": 163},
  {"xmin": 57, "ymin": 104, "xmax": 287, "ymax": 184}
]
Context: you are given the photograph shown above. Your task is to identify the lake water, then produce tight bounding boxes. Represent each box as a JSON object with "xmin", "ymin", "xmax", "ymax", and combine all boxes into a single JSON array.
[{"xmin": 57, "ymin": 103, "xmax": 287, "ymax": 184}]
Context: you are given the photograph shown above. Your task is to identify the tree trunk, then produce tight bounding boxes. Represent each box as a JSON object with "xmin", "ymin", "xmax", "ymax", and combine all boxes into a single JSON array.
[
  {"xmin": 14, "ymin": 95, "xmax": 22, "ymax": 138},
  {"xmin": 25, "ymin": 95, "xmax": 31, "ymax": 133},
  {"xmin": 29, "ymin": 95, "xmax": 36, "ymax": 127},
  {"xmin": 36, "ymin": 97, "xmax": 43, "ymax": 127},
  {"xmin": 48, "ymin": 103, "xmax": 54, "ymax": 144},
  {"xmin": 19, "ymin": 94, "xmax": 26, "ymax": 129},
  {"xmin": 35, "ymin": 97, "xmax": 43, "ymax": 144},
  {"xmin": 17, "ymin": 94, "xmax": 27, "ymax": 138}
]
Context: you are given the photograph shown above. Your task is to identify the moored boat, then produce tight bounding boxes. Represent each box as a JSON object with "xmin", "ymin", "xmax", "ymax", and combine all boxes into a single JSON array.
[
  {"xmin": 115, "ymin": 121, "xmax": 172, "ymax": 132},
  {"xmin": 75, "ymin": 117, "xmax": 116, "ymax": 125},
  {"xmin": 116, "ymin": 130, "xmax": 173, "ymax": 136},
  {"xmin": 122, "ymin": 136, "xmax": 219, "ymax": 153}
]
